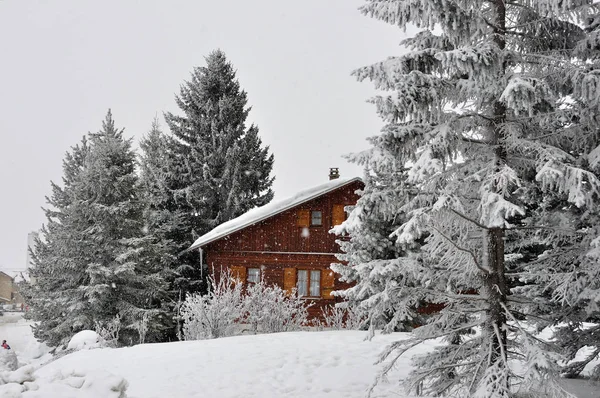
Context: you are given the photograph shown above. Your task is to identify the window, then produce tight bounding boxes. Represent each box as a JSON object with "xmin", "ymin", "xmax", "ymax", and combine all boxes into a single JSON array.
[
  {"xmin": 247, "ymin": 268, "xmax": 260, "ymax": 284},
  {"xmin": 298, "ymin": 209, "xmax": 323, "ymax": 228},
  {"xmin": 311, "ymin": 210, "xmax": 322, "ymax": 226},
  {"xmin": 310, "ymin": 270, "xmax": 321, "ymax": 296},
  {"xmin": 297, "ymin": 269, "xmax": 321, "ymax": 297}
]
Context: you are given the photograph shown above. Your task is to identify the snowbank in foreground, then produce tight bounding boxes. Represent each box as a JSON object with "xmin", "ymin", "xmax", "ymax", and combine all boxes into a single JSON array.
[
  {"xmin": 1, "ymin": 325, "xmax": 593, "ymax": 398},
  {"xmin": 35, "ymin": 331, "xmax": 428, "ymax": 398},
  {"xmin": 0, "ymin": 315, "xmax": 128, "ymax": 397},
  {"xmin": 0, "ymin": 367, "xmax": 128, "ymax": 398},
  {"xmin": 67, "ymin": 331, "xmax": 102, "ymax": 351}
]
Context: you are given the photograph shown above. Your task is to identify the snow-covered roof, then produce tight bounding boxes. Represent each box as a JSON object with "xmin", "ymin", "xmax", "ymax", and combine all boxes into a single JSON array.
[{"xmin": 189, "ymin": 177, "xmax": 362, "ymax": 250}]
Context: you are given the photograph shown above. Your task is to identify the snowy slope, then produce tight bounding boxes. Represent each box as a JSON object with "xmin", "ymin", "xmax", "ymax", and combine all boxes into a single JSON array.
[
  {"xmin": 1, "ymin": 315, "xmax": 597, "ymax": 398},
  {"xmin": 35, "ymin": 331, "xmax": 425, "ymax": 398}
]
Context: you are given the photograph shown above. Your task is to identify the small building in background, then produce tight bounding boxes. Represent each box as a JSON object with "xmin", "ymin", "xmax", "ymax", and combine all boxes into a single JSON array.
[
  {"xmin": 189, "ymin": 172, "xmax": 363, "ymax": 320},
  {"xmin": 0, "ymin": 271, "xmax": 25, "ymax": 308}
]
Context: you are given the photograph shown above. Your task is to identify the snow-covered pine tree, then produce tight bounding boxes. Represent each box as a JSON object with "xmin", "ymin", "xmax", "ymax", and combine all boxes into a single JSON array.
[
  {"xmin": 20, "ymin": 138, "xmax": 92, "ymax": 347},
  {"xmin": 77, "ymin": 110, "xmax": 169, "ymax": 345},
  {"xmin": 331, "ymin": 154, "xmax": 424, "ymax": 334},
  {"xmin": 22, "ymin": 111, "xmax": 169, "ymax": 347},
  {"xmin": 144, "ymin": 50, "xmax": 274, "ymax": 318},
  {"xmin": 138, "ymin": 118, "xmax": 191, "ymax": 340},
  {"xmin": 345, "ymin": 1, "xmax": 600, "ymax": 396},
  {"xmin": 516, "ymin": 13, "xmax": 600, "ymax": 382},
  {"xmin": 164, "ymin": 49, "xmax": 274, "ymax": 236}
]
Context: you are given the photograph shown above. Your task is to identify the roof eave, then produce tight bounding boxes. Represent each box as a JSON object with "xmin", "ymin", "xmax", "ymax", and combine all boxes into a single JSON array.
[{"xmin": 188, "ymin": 177, "xmax": 362, "ymax": 251}]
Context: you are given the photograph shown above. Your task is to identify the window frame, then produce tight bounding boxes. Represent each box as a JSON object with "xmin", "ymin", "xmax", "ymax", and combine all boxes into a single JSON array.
[
  {"xmin": 246, "ymin": 267, "xmax": 261, "ymax": 284},
  {"xmin": 310, "ymin": 210, "xmax": 323, "ymax": 227},
  {"xmin": 296, "ymin": 269, "xmax": 322, "ymax": 298}
]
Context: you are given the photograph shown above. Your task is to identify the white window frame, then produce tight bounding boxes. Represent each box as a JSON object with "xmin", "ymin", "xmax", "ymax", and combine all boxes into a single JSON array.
[
  {"xmin": 247, "ymin": 267, "xmax": 261, "ymax": 284},
  {"xmin": 297, "ymin": 269, "xmax": 321, "ymax": 298},
  {"xmin": 310, "ymin": 210, "xmax": 323, "ymax": 226}
]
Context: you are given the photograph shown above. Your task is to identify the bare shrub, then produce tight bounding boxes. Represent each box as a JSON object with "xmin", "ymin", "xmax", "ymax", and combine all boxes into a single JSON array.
[
  {"xmin": 182, "ymin": 272, "xmax": 311, "ymax": 339},
  {"xmin": 244, "ymin": 279, "xmax": 309, "ymax": 333},
  {"xmin": 181, "ymin": 272, "xmax": 244, "ymax": 340}
]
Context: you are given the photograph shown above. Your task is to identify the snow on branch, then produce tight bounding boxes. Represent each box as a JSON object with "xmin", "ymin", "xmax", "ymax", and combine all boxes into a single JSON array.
[
  {"xmin": 393, "ymin": 208, "xmax": 429, "ymax": 245},
  {"xmin": 478, "ymin": 165, "xmax": 525, "ymax": 227},
  {"xmin": 401, "ymin": 30, "xmax": 454, "ymax": 52},
  {"xmin": 500, "ymin": 76, "xmax": 553, "ymax": 116},
  {"xmin": 536, "ymin": 160, "xmax": 600, "ymax": 208},
  {"xmin": 479, "ymin": 192, "xmax": 525, "ymax": 228},
  {"xmin": 435, "ymin": 43, "xmax": 498, "ymax": 78},
  {"xmin": 406, "ymin": 148, "xmax": 444, "ymax": 185}
]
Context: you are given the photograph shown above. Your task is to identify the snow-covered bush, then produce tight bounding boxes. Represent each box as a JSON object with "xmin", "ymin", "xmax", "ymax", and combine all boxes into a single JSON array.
[
  {"xmin": 318, "ymin": 304, "xmax": 366, "ymax": 330},
  {"xmin": 181, "ymin": 273, "xmax": 244, "ymax": 340},
  {"xmin": 245, "ymin": 279, "xmax": 309, "ymax": 333},
  {"xmin": 131, "ymin": 312, "xmax": 150, "ymax": 345},
  {"xmin": 182, "ymin": 272, "xmax": 311, "ymax": 339},
  {"xmin": 95, "ymin": 315, "xmax": 121, "ymax": 348}
]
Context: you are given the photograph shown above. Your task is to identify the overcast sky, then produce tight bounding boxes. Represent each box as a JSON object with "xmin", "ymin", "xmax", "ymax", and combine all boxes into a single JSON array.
[{"xmin": 0, "ymin": 0, "xmax": 408, "ymax": 272}]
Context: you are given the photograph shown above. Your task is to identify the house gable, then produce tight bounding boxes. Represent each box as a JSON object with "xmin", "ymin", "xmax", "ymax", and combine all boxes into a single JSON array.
[
  {"xmin": 190, "ymin": 177, "xmax": 362, "ymax": 251},
  {"xmin": 204, "ymin": 179, "xmax": 361, "ymax": 254}
]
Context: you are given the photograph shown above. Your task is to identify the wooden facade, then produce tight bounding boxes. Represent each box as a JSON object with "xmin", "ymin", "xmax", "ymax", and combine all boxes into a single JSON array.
[
  {"xmin": 199, "ymin": 178, "xmax": 363, "ymax": 320},
  {"xmin": 0, "ymin": 271, "xmax": 25, "ymax": 306}
]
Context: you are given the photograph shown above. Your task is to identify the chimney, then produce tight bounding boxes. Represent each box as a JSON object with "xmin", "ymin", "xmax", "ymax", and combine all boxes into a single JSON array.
[{"xmin": 329, "ymin": 167, "xmax": 340, "ymax": 180}]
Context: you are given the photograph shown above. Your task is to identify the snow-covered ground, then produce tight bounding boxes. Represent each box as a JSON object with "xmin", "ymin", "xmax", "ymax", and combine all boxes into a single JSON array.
[
  {"xmin": 36, "ymin": 331, "xmax": 427, "ymax": 398},
  {"xmin": 0, "ymin": 313, "xmax": 598, "ymax": 397},
  {"xmin": 0, "ymin": 312, "xmax": 51, "ymax": 369}
]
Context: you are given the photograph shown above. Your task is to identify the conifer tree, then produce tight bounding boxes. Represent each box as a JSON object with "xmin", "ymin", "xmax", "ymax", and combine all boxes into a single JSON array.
[
  {"xmin": 164, "ymin": 49, "xmax": 274, "ymax": 236},
  {"xmin": 138, "ymin": 119, "xmax": 190, "ymax": 340},
  {"xmin": 79, "ymin": 111, "xmax": 169, "ymax": 345},
  {"xmin": 344, "ymin": 1, "xmax": 600, "ymax": 396},
  {"xmin": 23, "ymin": 111, "xmax": 169, "ymax": 347},
  {"xmin": 139, "ymin": 50, "xmax": 274, "ymax": 332},
  {"xmin": 332, "ymin": 153, "xmax": 422, "ymax": 333},
  {"xmin": 21, "ymin": 138, "xmax": 92, "ymax": 347}
]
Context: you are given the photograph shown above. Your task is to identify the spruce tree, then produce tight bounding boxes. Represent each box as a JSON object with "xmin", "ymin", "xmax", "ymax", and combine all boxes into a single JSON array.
[
  {"xmin": 332, "ymin": 154, "xmax": 422, "ymax": 334},
  {"xmin": 138, "ymin": 118, "xmax": 190, "ymax": 340},
  {"xmin": 344, "ymin": 1, "xmax": 600, "ymax": 396},
  {"xmin": 139, "ymin": 50, "xmax": 274, "ymax": 337},
  {"xmin": 21, "ymin": 138, "xmax": 92, "ymax": 347},
  {"xmin": 78, "ymin": 111, "xmax": 169, "ymax": 345},
  {"xmin": 22, "ymin": 111, "xmax": 169, "ymax": 347},
  {"xmin": 164, "ymin": 49, "xmax": 274, "ymax": 236}
]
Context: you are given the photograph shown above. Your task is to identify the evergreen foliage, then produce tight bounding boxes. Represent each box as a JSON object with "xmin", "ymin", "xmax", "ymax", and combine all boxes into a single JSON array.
[
  {"xmin": 22, "ymin": 111, "xmax": 169, "ymax": 347},
  {"xmin": 340, "ymin": 1, "xmax": 600, "ymax": 396},
  {"xmin": 139, "ymin": 50, "xmax": 275, "ymax": 339},
  {"xmin": 332, "ymin": 161, "xmax": 423, "ymax": 334},
  {"xmin": 164, "ymin": 49, "xmax": 274, "ymax": 234},
  {"xmin": 138, "ymin": 118, "xmax": 188, "ymax": 340},
  {"xmin": 21, "ymin": 138, "xmax": 91, "ymax": 347}
]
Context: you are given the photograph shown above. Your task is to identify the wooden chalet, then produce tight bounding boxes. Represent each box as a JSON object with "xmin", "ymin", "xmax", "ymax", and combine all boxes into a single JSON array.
[{"xmin": 189, "ymin": 171, "xmax": 363, "ymax": 319}]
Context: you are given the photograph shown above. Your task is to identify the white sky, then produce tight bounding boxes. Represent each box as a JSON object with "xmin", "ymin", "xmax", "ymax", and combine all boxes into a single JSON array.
[{"xmin": 0, "ymin": 0, "xmax": 409, "ymax": 271}]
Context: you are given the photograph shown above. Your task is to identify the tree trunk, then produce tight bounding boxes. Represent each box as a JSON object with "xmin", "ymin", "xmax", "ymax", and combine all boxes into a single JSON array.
[
  {"xmin": 483, "ymin": 227, "xmax": 508, "ymax": 365},
  {"xmin": 482, "ymin": 0, "xmax": 509, "ymax": 394}
]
